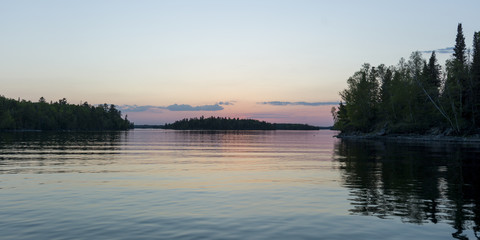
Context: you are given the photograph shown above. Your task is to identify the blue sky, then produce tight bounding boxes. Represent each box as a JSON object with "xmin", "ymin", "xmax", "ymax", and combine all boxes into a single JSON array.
[{"xmin": 1, "ymin": 0, "xmax": 479, "ymax": 125}]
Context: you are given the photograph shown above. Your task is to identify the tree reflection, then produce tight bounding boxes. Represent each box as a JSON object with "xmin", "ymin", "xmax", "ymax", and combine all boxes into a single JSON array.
[
  {"xmin": 0, "ymin": 131, "xmax": 126, "ymax": 148},
  {"xmin": 334, "ymin": 139, "xmax": 480, "ymax": 239},
  {"xmin": 0, "ymin": 131, "xmax": 128, "ymax": 174}
]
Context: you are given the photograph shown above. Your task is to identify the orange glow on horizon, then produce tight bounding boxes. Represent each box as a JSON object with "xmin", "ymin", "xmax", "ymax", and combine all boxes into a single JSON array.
[{"xmin": 124, "ymin": 101, "xmax": 336, "ymax": 126}]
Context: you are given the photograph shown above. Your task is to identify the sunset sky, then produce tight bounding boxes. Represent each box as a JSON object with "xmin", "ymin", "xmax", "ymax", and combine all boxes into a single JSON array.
[{"xmin": 1, "ymin": 0, "xmax": 479, "ymax": 126}]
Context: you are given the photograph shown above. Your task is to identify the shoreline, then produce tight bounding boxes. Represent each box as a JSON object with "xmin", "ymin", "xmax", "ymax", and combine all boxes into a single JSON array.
[{"xmin": 335, "ymin": 132, "xmax": 480, "ymax": 143}]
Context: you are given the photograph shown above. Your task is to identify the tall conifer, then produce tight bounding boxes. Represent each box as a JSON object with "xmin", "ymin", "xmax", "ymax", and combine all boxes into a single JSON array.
[
  {"xmin": 423, "ymin": 51, "xmax": 442, "ymax": 99},
  {"xmin": 453, "ymin": 23, "xmax": 466, "ymax": 65},
  {"xmin": 471, "ymin": 32, "xmax": 480, "ymax": 126},
  {"xmin": 448, "ymin": 23, "xmax": 469, "ymax": 126}
]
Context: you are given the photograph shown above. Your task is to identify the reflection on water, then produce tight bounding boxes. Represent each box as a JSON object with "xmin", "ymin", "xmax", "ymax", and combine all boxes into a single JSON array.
[
  {"xmin": 0, "ymin": 131, "xmax": 127, "ymax": 174},
  {"xmin": 335, "ymin": 139, "xmax": 480, "ymax": 239},
  {"xmin": 1, "ymin": 130, "xmax": 480, "ymax": 239},
  {"xmin": 1, "ymin": 130, "xmax": 346, "ymax": 240}
]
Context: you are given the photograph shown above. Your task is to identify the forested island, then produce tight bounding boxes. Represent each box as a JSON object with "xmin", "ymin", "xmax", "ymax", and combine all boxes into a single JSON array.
[
  {"xmin": 0, "ymin": 95, "xmax": 133, "ymax": 131},
  {"xmin": 163, "ymin": 116, "xmax": 321, "ymax": 130},
  {"xmin": 332, "ymin": 24, "xmax": 480, "ymax": 137}
]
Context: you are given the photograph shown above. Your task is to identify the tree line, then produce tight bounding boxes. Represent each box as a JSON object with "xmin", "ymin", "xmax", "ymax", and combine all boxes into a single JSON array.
[
  {"xmin": 163, "ymin": 116, "xmax": 320, "ymax": 130},
  {"xmin": 0, "ymin": 95, "xmax": 133, "ymax": 131},
  {"xmin": 332, "ymin": 24, "xmax": 480, "ymax": 135},
  {"xmin": 164, "ymin": 116, "xmax": 275, "ymax": 130}
]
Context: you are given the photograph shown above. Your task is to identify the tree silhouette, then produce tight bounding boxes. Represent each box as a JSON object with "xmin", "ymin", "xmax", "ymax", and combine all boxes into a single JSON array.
[
  {"xmin": 333, "ymin": 24, "xmax": 480, "ymax": 135},
  {"xmin": 0, "ymin": 95, "xmax": 133, "ymax": 131}
]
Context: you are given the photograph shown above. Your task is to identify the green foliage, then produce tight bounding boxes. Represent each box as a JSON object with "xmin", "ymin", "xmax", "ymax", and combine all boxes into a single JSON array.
[
  {"xmin": 471, "ymin": 32, "xmax": 480, "ymax": 126},
  {"xmin": 339, "ymin": 64, "xmax": 379, "ymax": 131},
  {"xmin": 164, "ymin": 116, "xmax": 320, "ymax": 130},
  {"xmin": 333, "ymin": 24, "xmax": 480, "ymax": 135},
  {"xmin": 424, "ymin": 51, "xmax": 442, "ymax": 98},
  {"xmin": 0, "ymin": 95, "xmax": 133, "ymax": 131},
  {"xmin": 164, "ymin": 116, "xmax": 275, "ymax": 130},
  {"xmin": 454, "ymin": 23, "xmax": 466, "ymax": 65},
  {"xmin": 0, "ymin": 111, "xmax": 15, "ymax": 129},
  {"xmin": 332, "ymin": 102, "xmax": 350, "ymax": 130}
]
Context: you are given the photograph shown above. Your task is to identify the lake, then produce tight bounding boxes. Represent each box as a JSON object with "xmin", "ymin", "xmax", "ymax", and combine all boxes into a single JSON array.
[{"xmin": 1, "ymin": 130, "xmax": 479, "ymax": 240}]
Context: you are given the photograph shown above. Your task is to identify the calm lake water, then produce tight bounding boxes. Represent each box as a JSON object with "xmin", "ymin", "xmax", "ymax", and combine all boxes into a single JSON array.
[{"xmin": 1, "ymin": 130, "xmax": 479, "ymax": 240}]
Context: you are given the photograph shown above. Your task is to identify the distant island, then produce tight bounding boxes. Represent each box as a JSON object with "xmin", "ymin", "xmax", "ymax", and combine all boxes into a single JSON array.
[
  {"xmin": 161, "ymin": 116, "xmax": 324, "ymax": 130},
  {"xmin": 0, "ymin": 95, "xmax": 133, "ymax": 131},
  {"xmin": 332, "ymin": 23, "xmax": 480, "ymax": 137}
]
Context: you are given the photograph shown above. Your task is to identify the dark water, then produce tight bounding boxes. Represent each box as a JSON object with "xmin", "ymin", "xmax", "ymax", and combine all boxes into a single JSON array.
[{"xmin": 0, "ymin": 130, "xmax": 479, "ymax": 239}]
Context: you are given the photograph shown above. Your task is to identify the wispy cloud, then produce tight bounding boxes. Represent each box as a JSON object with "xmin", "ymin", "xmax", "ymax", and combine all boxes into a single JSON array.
[
  {"xmin": 258, "ymin": 101, "xmax": 339, "ymax": 106},
  {"xmin": 166, "ymin": 104, "xmax": 223, "ymax": 111},
  {"xmin": 217, "ymin": 101, "xmax": 235, "ymax": 106},
  {"xmin": 118, "ymin": 103, "xmax": 225, "ymax": 112},
  {"xmin": 421, "ymin": 47, "xmax": 454, "ymax": 54},
  {"xmin": 118, "ymin": 105, "xmax": 164, "ymax": 112}
]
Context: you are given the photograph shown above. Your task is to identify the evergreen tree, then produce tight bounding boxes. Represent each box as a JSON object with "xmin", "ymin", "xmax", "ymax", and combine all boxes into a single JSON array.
[
  {"xmin": 333, "ymin": 24, "xmax": 478, "ymax": 135},
  {"xmin": 378, "ymin": 64, "xmax": 402, "ymax": 127},
  {"xmin": 332, "ymin": 102, "xmax": 349, "ymax": 130},
  {"xmin": 473, "ymin": 32, "xmax": 480, "ymax": 75},
  {"xmin": 453, "ymin": 23, "xmax": 466, "ymax": 64},
  {"xmin": 443, "ymin": 23, "xmax": 469, "ymax": 130},
  {"xmin": 415, "ymin": 51, "xmax": 444, "ymax": 127},
  {"xmin": 472, "ymin": 32, "xmax": 480, "ymax": 126},
  {"xmin": 424, "ymin": 51, "xmax": 442, "ymax": 98},
  {"xmin": 0, "ymin": 95, "xmax": 133, "ymax": 131},
  {"xmin": 454, "ymin": 23, "xmax": 472, "ymax": 125},
  {"xmin": 163, "ymin": 116, "xmax": 277, "ymax": 130}
]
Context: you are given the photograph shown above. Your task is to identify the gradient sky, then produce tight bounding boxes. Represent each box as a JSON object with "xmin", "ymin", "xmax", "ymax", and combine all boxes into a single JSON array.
[{"xmin": 1, "ymin": 0, "xmax": 479, "ymax": 126}]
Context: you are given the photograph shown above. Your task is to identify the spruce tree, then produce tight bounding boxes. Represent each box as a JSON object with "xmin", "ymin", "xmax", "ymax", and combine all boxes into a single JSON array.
[
  {"xmin": 418, "ymin": 51, "xmax": 441, "ymax": 126},
  {"xmin": 454, "ymin": 23, "xmax": 466, "ymax": 65},
  {"xmin": 473, "ymin": 32, "xmax": 480, "ymax": 73},
  {"xmin": 471, "ymin": 32, "xmax": 480, "ymax": 126},
  {"xmin": 426, "ymin": 51, "xmax": 441, "ymax": 96},
  {"xmin": 446, "ymin": 23, "xmax": 469, "ymax": 127}
]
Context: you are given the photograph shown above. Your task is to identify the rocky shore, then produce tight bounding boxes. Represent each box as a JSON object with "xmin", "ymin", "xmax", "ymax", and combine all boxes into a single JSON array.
[{"xmin": 335, "ymin": 130, "xmax": 480, "ymax": 143}]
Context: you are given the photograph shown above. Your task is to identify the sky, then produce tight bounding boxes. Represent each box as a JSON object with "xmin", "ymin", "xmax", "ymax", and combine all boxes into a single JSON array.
[{"xmin": 1, "ymin": 0, "xmax": 479, "ymax": 126}]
